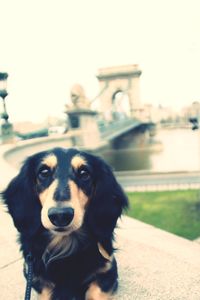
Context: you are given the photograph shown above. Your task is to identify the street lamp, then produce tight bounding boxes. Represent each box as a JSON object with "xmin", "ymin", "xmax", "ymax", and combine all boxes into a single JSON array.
[
  {"xmin": 0, "ymin": 72, "xmax": 9, "ymax": 122},
  {"xmin": 0, "ymin": 72, "xmax": 13, "ymax": 143}
]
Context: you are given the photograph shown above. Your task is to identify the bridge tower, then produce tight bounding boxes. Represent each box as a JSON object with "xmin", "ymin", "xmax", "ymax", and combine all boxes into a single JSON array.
[{"xmin": 96, "ymin": 64, "xmax": 142, "ymax": 121}]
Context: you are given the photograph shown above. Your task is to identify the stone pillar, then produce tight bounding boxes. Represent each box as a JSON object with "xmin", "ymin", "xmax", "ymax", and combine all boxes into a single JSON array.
[
  {"xmin": 67, "ymin": 109, "xmax": 101, "ymax": 149},
  {"xmin": 128, "ymin": 76, "xmax": 141, "ymax": 119},
  {"xmin": 96, "ymin": 64, "xmax": 142, "ymax": 121}
]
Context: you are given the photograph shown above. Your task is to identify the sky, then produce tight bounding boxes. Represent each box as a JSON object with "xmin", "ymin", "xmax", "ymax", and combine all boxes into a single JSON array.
[{"xmin": 0, "ymin": 0, "xmax": 200, "ymax": 123}]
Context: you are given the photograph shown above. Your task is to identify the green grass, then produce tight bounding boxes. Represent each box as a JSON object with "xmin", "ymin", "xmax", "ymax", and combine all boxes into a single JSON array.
[{"xmin": 126, "ymin": 190, "xmax": 200, "ymax": 240}]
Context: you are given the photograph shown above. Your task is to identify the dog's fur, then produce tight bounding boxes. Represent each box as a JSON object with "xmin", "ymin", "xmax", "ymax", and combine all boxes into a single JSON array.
[{"xmin": 2, "ymin": 147, "xmax": 128, "ymax": 300}]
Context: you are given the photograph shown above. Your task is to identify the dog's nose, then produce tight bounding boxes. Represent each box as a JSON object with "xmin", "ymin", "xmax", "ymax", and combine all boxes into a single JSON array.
[{"xmin": 48, "ymin": 207, "xmax": 74, "ymax": 227}]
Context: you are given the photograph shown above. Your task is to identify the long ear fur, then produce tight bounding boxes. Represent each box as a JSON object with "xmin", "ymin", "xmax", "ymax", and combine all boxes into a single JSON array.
[
  {"xmin": 86, "ymin": 157, "xmax": 128, "ymax": 250},
  {"xmin": 2, "ymin": 157, "xmax": 42, "ymax": 236}
]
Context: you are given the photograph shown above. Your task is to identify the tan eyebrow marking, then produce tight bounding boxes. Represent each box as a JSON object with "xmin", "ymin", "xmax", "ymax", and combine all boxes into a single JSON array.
[
  {"xmin": 42, "ymin": 154, "xmax": 57, "ymax": 169},
  {"xmin": 71, "ymin": 155, "xmax": 87, "ymax": 169}
]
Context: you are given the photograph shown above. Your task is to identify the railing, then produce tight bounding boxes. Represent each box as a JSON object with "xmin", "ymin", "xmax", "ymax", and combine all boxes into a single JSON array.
[
  {"xmin": 98, "ymin": 118, "xmax": 141, "ymax": 140},
  {"xmin": 116, "ymin": 170, "xmax": 200, "ymax": 192}
]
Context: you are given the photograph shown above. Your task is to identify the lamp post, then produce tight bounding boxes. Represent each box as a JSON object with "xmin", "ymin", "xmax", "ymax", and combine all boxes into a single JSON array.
[
  {"xmin": 0, "ymin": 72, "xmax": 9, "ymax": 122},
  {"xmin": 0, "ymin": 72, "xmax": 13, "ymax": 143}
]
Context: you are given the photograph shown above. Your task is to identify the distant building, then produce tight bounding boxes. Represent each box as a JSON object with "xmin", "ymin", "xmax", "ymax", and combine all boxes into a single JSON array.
[
  {"xmin": 181, "ymin": 101, "xmax": 200, "ymax": 122},
  {"xmin": 140, "ymin": 104, "xmax": 177, "ymax": 123}
]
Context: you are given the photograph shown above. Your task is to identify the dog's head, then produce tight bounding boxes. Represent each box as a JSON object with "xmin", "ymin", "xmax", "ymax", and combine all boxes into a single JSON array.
[{"xmin": 3, "ymin": 147, "xmax": 128, "ymax": 240}]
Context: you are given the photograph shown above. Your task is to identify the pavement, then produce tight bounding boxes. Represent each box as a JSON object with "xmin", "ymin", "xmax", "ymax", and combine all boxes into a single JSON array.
[{"xmin": 1, "ymin": 143, "xmax": 200, "ymax": 299}]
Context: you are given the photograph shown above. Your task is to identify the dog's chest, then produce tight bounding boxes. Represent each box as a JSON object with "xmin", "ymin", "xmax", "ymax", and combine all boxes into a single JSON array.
[
  {"xmin": 47, "ymin": 244, "xmax": 105, "ymax": 285},
  {"xmin": 31, "ymin": 243, "xmax": 106, "ymax": 293}
]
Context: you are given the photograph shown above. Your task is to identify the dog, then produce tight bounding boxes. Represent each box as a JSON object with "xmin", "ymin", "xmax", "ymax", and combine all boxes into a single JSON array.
[{"xmin": 3, "ymin": 147, "xmax": 128, "ymax": 300}]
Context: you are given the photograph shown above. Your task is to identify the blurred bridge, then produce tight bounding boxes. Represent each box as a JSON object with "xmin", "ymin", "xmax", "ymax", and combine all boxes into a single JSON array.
[
  {"xmin": 65, "ymin": 64, "xmax": 153, "ymax": 149},
  {"xmin": 99, "ymin": 118, "xmax": 141, "ymax": 141}
]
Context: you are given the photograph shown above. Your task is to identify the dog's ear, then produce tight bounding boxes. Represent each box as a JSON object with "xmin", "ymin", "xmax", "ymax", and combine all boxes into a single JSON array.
[
  {"xmin": 2, "ymin": 156, "xmax": 42, "ymax": 236},
  {"xmin": 86, "ymin": 156, "xmax": 128, "ymax": 247}
]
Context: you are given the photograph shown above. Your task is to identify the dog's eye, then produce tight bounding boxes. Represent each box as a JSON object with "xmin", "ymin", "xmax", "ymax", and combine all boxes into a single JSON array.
[
  {"xmin": 77, "ymin": 167, "xmax": 90, "ymax": 181},
  {"xmin": 38, "ymin": 167, "xmax": 51, "ymax": 180}
]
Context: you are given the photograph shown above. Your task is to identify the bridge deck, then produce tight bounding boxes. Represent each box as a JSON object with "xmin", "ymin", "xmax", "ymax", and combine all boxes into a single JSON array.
[{"xmin": 99, "ymin": 118, "xmax": 141, "ymax": 141}]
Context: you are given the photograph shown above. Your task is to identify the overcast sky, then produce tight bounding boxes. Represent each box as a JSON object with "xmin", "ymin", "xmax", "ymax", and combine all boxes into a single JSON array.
[{"xmin": 0, "ymin": 0, "xmax": 200, "ymax": 123}]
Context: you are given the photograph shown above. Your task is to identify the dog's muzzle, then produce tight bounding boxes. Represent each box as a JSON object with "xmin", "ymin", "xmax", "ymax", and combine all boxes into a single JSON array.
[{"xmin": 48, "ymin": 207, "xmax": 74, "ymax": 227}]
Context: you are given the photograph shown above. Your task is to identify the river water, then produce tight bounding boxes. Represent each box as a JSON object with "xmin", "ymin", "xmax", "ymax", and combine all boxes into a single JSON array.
[
  {"xmin": 5, "ymin": 128, "xmax": 200, "ymax": 173},
  {"xmin": 101, "ymin": 128, "xmax": 200, "ymax": 172}
]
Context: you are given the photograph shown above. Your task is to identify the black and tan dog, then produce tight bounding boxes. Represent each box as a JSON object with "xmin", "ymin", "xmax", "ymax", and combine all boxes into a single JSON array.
[{"xmin": 3, "ymin": 147, "xmax": 128, "ymax": 299}]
